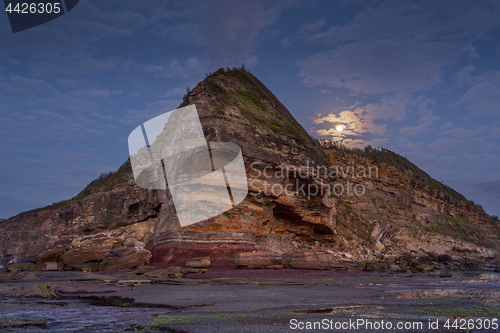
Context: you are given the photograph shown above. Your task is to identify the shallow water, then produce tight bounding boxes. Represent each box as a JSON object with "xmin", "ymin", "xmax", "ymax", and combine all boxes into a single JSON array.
[{"xmin": 0, "ymin": 298, "xmax": 170, "ymax": 332}]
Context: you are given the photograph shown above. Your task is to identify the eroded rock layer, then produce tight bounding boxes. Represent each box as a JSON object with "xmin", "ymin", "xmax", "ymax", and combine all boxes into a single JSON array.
[{"xmin": 0, "ymin": 67, "xmax": 498, "ymax": 269}]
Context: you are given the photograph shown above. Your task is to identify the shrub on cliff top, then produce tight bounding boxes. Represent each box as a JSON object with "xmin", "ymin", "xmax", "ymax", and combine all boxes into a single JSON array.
[{"xmin": 238, "ymin": 89, "xmax": 267, "ymax": 111}]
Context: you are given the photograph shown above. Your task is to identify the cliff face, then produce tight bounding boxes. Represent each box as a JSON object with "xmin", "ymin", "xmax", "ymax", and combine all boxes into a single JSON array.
[
  {"xmin": 1, "ymin": 67, "xmax": 499, "ymax": 267},
  {"xmin": 0, "ymin": 162, "xmax": 160, "ymax": 263},
  {"xmin": 322, "ymin": 147, "xmax": 499, "ymax": 261}
]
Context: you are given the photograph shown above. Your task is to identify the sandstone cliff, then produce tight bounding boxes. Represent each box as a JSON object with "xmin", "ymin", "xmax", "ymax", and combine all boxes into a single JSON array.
[{"xmin": 0, "ymin": 67, "xmax": 498, "ymax": 268}]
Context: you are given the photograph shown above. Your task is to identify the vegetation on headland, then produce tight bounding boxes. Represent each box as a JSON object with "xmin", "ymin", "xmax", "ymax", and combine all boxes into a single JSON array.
[
  {"xmin": 186, "ymin": 66, "xmax": 309, "ymax": 146},
  {"xmin": 321, "ymin": 140, "xmax": 481, "ymax": 208}
]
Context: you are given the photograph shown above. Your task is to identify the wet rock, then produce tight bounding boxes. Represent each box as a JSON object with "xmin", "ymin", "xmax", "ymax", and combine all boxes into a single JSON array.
[
  {"xmin": 116, "ymin": 279, "xmax": 151, "ymax": 285},
  {"xmin": 0, "ymin": 319, "xmax": 47, "ymax": 329},
  {"xmin": 282, "ymin": 251, "xmax": 333, "ymax": 270},
  {"xmin": 21, "ymin": 273, "xmax": 40, "ymax": 281},
  {"xmin": 235, "ymin": 252, "xmax": 275, "ymax": 268},
  {"xmin": 186, "ymin": 257, "xmax": 210, "ymax": 268}
]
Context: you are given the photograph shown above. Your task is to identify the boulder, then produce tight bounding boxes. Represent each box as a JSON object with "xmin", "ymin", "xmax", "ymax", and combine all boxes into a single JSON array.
[
  {"xmin": 427, "ymin": 251, "xmax": 439, "ymax": 261},
  {"xmin": 415, "ymin": 263, "xmax": 433, "ymax": 271},
  {"xmin": 144, "ymin": 266, "xmax": 183, "ymax": 279},
  {"xmin": 438, "ymin": 254, "xmax": 452, "ymax": 263},
  {"xmin": 124, "ymin": 238, "xmax": 145, "ymax": 248},
  {"xmin": 182, "ymin": 268, "xmax": 208, "ymax": 274},
  {"xmin": 17, "ymin": 283, "xmax": 56, "ymax": 299},
  {"xmin": 43, "ymin": 262, "xmax": 64, "ymax": 271},
  {"xmin": 135, "ymin": 265, "xmax": 156, "ymax": 275},
  {"xmin": 61, "ymin": 235, "xmax": 123, "ymax": 269},
  {"xmin": 282, "ymin": 251, "xmax": 333, "ymax": 270},
  {"xmin": 35, "ymin": 243, "xmax": 71, "ymax": 264},
  {"xmin": 7, "ymin": 262, "xmax": 35, "ymax": 273},
  {"xmin": 362, "ymin": 261, "xmax": 386, "ymax": 272},
  {"xmin": 186, "ymin": 257, "xmax": 210, "ymax": 268},
  {"xmin": 104, "ymin": 244, "xmax": 152, "ymax": 271},
  {"xmin": 81, "ymin": 263, "xmax": 102, "ymax": 272},
  {"xmin": 372, "ymin": 241, "xmax": 385, "ymax": 253},
  {"xmin": 389, "ymin": 264, "xmax": 402, "ymax": 272},
  {"xmin": 235, "ymin": 252, "xmax": 275, "ymax": 268}
]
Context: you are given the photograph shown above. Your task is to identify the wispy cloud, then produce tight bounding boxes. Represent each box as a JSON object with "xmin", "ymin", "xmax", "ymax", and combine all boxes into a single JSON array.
[
  {"xmin": 458, "ymin": 71, "xmax": 500, "ymax": 115},
  {"xmin": 298, "ymin": 1, "xmax": 500, "ymax": 95}
]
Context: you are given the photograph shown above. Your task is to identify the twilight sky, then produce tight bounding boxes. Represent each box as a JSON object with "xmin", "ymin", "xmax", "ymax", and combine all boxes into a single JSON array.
[{"xmin": 0, "ymin": 0, "xmax": 499, "ymax": 218}]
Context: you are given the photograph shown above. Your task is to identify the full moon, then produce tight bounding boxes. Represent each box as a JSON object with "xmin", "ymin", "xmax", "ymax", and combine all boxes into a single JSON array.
[{"xmin": 336, "ymin": 125, "xmax": 344, "ymax": 132}]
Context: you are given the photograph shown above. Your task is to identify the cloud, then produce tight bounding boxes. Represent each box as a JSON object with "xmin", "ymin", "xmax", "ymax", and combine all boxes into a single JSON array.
[
  {"xmin": 200, "ymin": 0, "xmax": 280, "ymax": 59},
  {"xmin": 242, "ymin": 55, "xmax": 259, "ymax": 68},
  {"xmin": 159, "ymin": 23, "xmax": 209, "ymax": 46},
  {"xmin": 71, "ymin": 89, "xmax": 111, "ymax": 99},
  {"xmin": 123, "ymin": 99, "xmax": 181, "ymax": 125},
  {"xmin": 162, "ymin": 87, "xmax": 187, "ymax": 98},
  {"xmin": 459, "ymin": 72, "xmax": 500, "ymax": 115},
  {"xmin": 399, "ymin": 110, "xmax": 439, "ymax": 136},
  {"xmin": 0, "ymin": 75, "xmax": 119, "ymax": 144},
  {"xmin": 0, "ymin": 76, "xmax": 57, "ymax": 98},
  {"xmin": 343, "ymin": 137, "xmax": 389, "ymax": 149},
  {"xmin": 363, "ymin": 94, "xmax": 409, "ymax": 121},
  {"xmin": 155, "ymin": 0, "xmax": 301, "ymax": 67},
  {"xmin": 298, "ymin": 0, "xmax": 500, "ymax": 95},
  {"xmin": 299, "ymin": 18, "xmax": 325, "ymax": 36},
  {"xmin": 399, "ymin": 99, "xmax": 439, "ymax": 136},
  {"xmin": 279, "ymin": 38, "xmax": 291, "ymax": 47},
  {"xmin": 311, "ymin": 93, "xmax": 412, "ymax": 146},
  {"xmin": 454, "ymin": 65, "xmax": 475, "ymax": 84},
  {"xmin": 301, "ymin": 1, "xmax": 500, "ymax": 151},
  {"xmin": 313, "ymin": 106, "xmax": 387, "ymax": 147}
]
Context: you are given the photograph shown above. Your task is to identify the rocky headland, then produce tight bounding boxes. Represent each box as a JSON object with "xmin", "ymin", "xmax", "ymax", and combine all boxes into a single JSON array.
[{"xmin": 1, "ymin": 67, "xmax": 499, "ymax": 274}]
